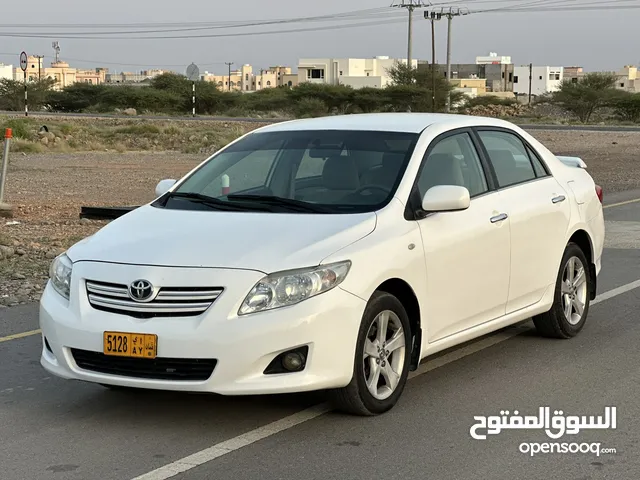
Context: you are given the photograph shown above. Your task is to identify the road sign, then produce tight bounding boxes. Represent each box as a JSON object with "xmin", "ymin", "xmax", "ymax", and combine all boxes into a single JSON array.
[
  {"xmin": 186, "ymin": 63, "xmax": 200, "ymax": 82},
  {"xmin": 19, "ymin": 52, "xmax": 28, "ymax": 72}
]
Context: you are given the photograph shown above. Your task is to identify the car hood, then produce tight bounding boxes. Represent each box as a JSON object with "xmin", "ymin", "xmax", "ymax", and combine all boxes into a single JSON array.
[{"xmin": 67, "ymin": 204, "xmax": 377, "ymax": 273}]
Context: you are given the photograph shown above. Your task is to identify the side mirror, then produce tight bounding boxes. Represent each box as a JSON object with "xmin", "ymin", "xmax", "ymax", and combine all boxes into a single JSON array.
[
  {"xmin": 421, "ymin": 185, "xmax": 470, "ymax": 212},
  {"xmin": 155, "ymin": 179, "xmax": 177, "ymax": 197}
]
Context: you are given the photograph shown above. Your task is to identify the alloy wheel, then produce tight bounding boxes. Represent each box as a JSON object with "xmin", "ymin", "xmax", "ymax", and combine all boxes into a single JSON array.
[
  {"xmin": 561, "ymin": 256, "xmax": 588, "ymax": 325},
  {"xmin": 362, "ymin": 310, "xmax": 406, "ymax": 400}
]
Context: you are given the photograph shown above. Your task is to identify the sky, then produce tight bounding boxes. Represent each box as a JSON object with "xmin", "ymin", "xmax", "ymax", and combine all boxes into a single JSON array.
[{"xmin": 0, "ymin": 0, "xmax": 638, "ymax": 76}]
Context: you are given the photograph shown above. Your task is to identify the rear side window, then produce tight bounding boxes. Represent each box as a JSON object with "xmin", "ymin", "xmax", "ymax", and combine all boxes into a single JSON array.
[
  {"xmin": 477, "ymin": 130, "xmax": 536, "ymax": 188},
  {"xmin": 526, "ymin": 145, "xmax": 549, "ymax": 178}
]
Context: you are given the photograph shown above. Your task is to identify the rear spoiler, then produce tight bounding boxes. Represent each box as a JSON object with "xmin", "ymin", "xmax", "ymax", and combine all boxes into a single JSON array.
[{"xmin": 556, "ymin": 155, "xmax": 587, "ymax": 169}]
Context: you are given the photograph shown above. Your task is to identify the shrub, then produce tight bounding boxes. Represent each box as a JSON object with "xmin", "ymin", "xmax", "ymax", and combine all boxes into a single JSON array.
[{"xmin": 611, "ymin": 92, "xmax": 640, "ymax": 123}]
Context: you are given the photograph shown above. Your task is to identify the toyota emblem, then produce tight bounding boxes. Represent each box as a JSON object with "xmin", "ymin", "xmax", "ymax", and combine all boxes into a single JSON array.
[{"xmin": 128, "ymin": 279, "xmax": 155, "ymax": 302}]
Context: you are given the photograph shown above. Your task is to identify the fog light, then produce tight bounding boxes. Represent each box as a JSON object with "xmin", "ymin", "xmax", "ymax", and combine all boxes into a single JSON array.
[
  {"xmin": 282, "ymin": 352, "xmax": 304, "ymax": 372},
  {"xmin": 264, "ymin": 346, "xmax": 309, "ymax": 375}
]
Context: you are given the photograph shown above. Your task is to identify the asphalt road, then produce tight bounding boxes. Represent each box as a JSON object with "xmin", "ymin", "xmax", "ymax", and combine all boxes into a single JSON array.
[
  {"xmin": 1, "ymin": 109, "xmax": 640, "ymax": 132},
  {"xmin": 2, "ymin": 191, "xmax": 640, "ymax": 480}
]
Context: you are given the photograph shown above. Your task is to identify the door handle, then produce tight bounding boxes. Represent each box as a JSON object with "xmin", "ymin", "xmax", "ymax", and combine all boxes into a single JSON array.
[
  {"xmin": 490, "ymin": 213, "xmax": 508, "ymax": 223},
  {"xmin": 552, "ymin": 195, "xmax": 566, "ymax": 204}
]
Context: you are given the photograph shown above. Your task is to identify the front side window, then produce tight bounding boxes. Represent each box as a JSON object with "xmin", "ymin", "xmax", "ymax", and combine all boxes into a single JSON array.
[
  {"xmin": 477, "ymin": 130, "xmax": 537, "ymax": 188},
  {"xmin": 159, "ymin": 130, "xmax": 418, "ymax": 214},
  {"xmin": 416, "ymin": 132, "xmax": 488, "ymax": 199}
]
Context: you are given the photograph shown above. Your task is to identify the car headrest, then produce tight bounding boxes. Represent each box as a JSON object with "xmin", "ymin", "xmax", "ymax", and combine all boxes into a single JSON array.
[
  {"xmin": 420, "ymin": 153, "xmax": 465, "ymax": 193},
  {"xmin": 488, "ymin": 149, "xmax": 516, "ymax": 169},
  {"xmin": 382, "ymin": 152, "xmax": 405, "ymax": 169},
  {"xmin": 322, "ymin": 155, "xmax": 360, "ymax": 190}
]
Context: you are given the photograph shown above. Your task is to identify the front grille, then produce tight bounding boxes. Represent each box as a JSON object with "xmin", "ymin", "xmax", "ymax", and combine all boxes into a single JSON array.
[
  {"xmin": 71, "ymin": 349, "xmax": 217, "ymax": 381},
  {"xmin": 86, "ymin": 280, "xmax": 223, "ymax": 318}
]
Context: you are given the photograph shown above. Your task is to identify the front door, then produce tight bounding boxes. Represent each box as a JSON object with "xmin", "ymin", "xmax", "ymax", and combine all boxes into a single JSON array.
[{"xmin": 415, "ymin": 131, "xmax": 511, "ymax": 343}]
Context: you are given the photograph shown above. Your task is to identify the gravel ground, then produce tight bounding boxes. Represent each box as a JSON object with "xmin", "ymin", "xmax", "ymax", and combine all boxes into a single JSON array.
[{"xmin": 1, "ymin": 129, "xmax": 639, "ymax": 307}]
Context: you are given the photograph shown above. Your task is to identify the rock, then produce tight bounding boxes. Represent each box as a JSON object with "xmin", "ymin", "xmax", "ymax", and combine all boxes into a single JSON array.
[
  {"xmin": 15, "ymin": 249, "xmax": 25, "ymax": 256},
  {"xmin": 1, "ymin": 296, "xmax": 18, "ymax": 306},
  {"xmin": 123, "ymin": 108, "xmax": 137, "ymax": 116},
  {"xmin": 45, "ymin": 249, "xmax": 58, "ymax": 259},
  {"xmin": 40, "ymin": 137, "xmax": 49, "ymax": 145},
  {"xmin": 80, "ymin": 218, "xmax": 92, "ymax": 225},
  {"xmin": 13, "ymin": 273, "xmax": 26, "ymax": 280},
  {"xmin": 188, "ymin": 135, "xmax": 197, "ymax": 142},
  {"xmin": 17, "ymin": 295, "xmax": 30, "ymax": 303},
  {"xmin": 54, "ymin": 136, "xmax": 62, "ymax": 144},
  {"xmin": 0, "ymin": 245, "xmax": 15, "ymax": 259},
  {"xmin": 202, "ymin": 136, "xmax": 208, "ymax": 142}
]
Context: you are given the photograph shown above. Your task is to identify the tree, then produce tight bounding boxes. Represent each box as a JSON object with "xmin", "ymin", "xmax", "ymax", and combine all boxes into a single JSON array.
[
  {"xmin": 611, "ymin": 92, "xmax": 640, "ymax": 123},
  {"xmin": 551, "ymin": 72, "xmax": 618, "ymax": 123},
  {"xmin": 0, "ymin": 78, "xmax": 55, "ymax": 111},
  {"xmin": 385, "ymin": 61, "xmax": 462, "ymax": 112}
]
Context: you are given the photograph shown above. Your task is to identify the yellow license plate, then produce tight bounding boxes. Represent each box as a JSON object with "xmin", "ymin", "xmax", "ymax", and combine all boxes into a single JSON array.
[{"xmin": 103, "ymin": 332, "xmax": 157, "ymax": 359}]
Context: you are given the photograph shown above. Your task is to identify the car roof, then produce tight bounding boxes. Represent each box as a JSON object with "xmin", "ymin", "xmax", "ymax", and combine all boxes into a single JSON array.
[{"xmin": 256, "ymin": 112, "xmax": 517, "ymax": 134}]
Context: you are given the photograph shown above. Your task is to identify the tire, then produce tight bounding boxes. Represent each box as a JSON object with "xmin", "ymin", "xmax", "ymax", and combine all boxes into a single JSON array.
[
  {"xmin": 533, "ymin": 242, "xmax": 591, "ymax": 339},
  {"xmin": 327, "ymin": 291, "xmax": 412, "ymax": 416}
]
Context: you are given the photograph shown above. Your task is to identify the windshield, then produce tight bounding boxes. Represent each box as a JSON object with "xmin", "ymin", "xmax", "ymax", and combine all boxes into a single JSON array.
[{"xmin": 156, "ymin": 129, "xmax": 419, "ymax": 214}]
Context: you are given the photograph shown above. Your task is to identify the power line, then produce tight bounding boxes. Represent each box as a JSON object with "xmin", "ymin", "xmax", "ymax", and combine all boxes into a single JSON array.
[
  {"xmin": 0, "ymin": 7, "xmax": 392, "ymax": 29},
  {"xmin": 391, "ymin": 2, "xmax": 428, "ymax": 70},
  {"xmin": 0, "ymin": 16, "xmax": 410, "ymax": 40}
]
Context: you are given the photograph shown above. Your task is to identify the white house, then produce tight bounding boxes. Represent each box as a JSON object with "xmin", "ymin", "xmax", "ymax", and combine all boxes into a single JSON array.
[
  {"xmin": 297, "ymin": 56, "xmax": 418, "ymax": 89},
  {"xmin": 476, "ymin": 52, "xmax": 511, "ymax": 65},
  {"xmin": 513, "ymin": 66, "xmax": 564, "ymax": 96},
  {"xmin": 0, "ymin": 63, "xmax": 13, "ymax": 81}
]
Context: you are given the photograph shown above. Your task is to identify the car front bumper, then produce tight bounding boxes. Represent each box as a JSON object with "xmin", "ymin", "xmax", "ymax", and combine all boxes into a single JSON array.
[{"xmin": 39, "ymin": 261, "xmax": 366, "ymax": 395}]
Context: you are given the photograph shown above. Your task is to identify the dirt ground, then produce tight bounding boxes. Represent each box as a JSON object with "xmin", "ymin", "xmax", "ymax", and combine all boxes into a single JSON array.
[{"xmin": 1, "ymin": 128, "xmax": 639, "ymax": 307}]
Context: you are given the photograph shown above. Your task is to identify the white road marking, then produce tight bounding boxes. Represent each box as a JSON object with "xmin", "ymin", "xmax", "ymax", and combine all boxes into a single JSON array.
[
  {"xmin": 129, "ymin": 278, "xmax": 640, "ymax": 480},
  {"xmin": 603, "ymin": 197, "xmax": 640, "ymax": 209},
  {"xmin": 603, "ymin": 220, "xmax": 640, "ymax": 249}
]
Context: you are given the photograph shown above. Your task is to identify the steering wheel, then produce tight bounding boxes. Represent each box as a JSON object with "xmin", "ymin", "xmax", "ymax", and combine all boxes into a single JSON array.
[{"xmin": 352, "ymin": 184, "xmax": 391, "ymax": 196}]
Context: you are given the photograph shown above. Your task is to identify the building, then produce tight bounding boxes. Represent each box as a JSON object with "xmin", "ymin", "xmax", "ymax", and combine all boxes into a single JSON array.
[
  {"xmin": 476, "ymin": 52, "xmax": 511, "ymax": 65},
  {"xmin": 513, "ymin": 66, "xmax": 564, "ymax": 96},
  {"xmin": 105, "ymin": 70, "xmax": 169, "ymax": 84},
  {"xmin": 297, "ymin": 56, "xmax": 418, "ymax": 89},
  {"xmin": 76, "ymin": 68, "xmax": 107, "ymax": 85},
  {"xmin": 0, "ymin": 63, "xmax": 13, "ymax": 81},
  {"xmin": 438, "ymin": 62, "xmax": 514, "ymax": 92},
  {"xmin": 613, "ymin": 66, "xmax": 640, "ymax": 93},
  {"xmin": 563, "ymin": 66, "xmax": 584, "ymax": 83},
  {"xmin": 202, "ymin": 64, "xmax": 297, "ymax": 92},
  {"xmin": 202, "ymin": 64, "xmax": 253, "ymax": 91}
]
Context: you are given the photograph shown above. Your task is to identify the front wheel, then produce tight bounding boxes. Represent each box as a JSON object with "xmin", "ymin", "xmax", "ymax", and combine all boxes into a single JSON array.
[
  {"xmin": 327, "ymin": 291, "xmax": 412, "ymax": 416},
  {"xmin": 533, "ymin": 243, "xmax": 591, "ymax": 339}
]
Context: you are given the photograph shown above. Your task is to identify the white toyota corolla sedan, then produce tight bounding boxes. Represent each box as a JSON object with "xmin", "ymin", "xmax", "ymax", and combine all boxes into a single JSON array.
[{"xmin": 40, "ymin": 113, "xmax": 605, "ymax": 415}]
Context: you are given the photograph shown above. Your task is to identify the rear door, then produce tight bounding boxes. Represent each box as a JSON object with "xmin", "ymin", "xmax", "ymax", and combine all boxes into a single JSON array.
[{"xmin": 474, "ymin": 128, "xmax": 571, "ymax": 314}]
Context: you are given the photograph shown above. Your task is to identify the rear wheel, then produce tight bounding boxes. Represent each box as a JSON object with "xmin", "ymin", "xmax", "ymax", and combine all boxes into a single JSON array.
[
  {"xmin": 327, "ymin": 291, "xmax": 412, "ymax": 416},
  {"xmin": 533, "ymin": 243, "xmax": 591, "ymax": 339}
]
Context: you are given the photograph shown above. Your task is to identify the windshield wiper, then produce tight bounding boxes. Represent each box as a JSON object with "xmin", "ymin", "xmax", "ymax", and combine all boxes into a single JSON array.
[
  {"xmin": 226, "ymin": 194, "xmax": 333, "ymax": 213},
  {"xmin": 164, "ymin": 192, "xmax": 272, "ymax": 212}
]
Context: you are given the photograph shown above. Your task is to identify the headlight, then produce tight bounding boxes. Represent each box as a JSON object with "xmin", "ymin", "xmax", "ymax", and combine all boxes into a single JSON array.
[
  {"xmin": 238, "ymin": 261, "xmax": 351, "ymax": 315},
  {"xmin": 49, "ymin": 253, "xmax": 73, "ymax": 300}
]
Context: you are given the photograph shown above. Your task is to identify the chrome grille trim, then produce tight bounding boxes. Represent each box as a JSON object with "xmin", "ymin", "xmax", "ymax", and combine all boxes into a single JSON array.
[
  {"xmin": 86, "ymin": 282, "xmax": 129, "ymax": 298},
  {"xmin": 85, "ymin": 280, "xmax": 223, "ymax": 317}
]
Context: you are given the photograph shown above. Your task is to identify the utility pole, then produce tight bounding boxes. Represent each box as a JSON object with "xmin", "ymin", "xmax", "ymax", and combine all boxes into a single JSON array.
[
  {"xmin": 426, "ymin": 7, "xmax": 469, "ymax": 112},
  {"xmin": 392, "ymin": 1, "xmax": 427, "ymax": 71},
  {"xmin": 425, "ymin": 11, "xmax": 442, "ymax": 112},
  {"xmin": 225, "ymin": 62, "xmax": 234, "ymax": 92},
  {"xmin": 528, "ymin": 63, "xmax": 533, "ymax": 105},
  {"xmin": 35, "ymin": 55, "xmax": 44, "ymax": 80}
]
